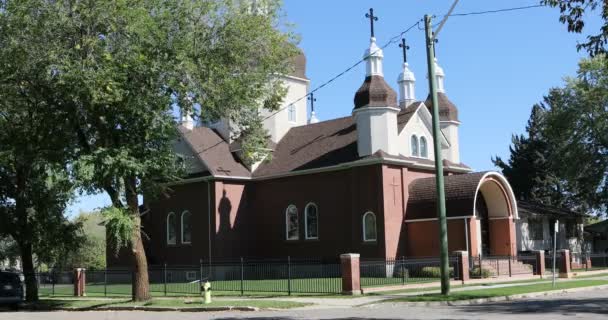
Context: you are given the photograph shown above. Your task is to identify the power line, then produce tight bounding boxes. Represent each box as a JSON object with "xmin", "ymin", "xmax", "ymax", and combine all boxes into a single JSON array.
[
  {"xmin": 448, "ymin": 4, "xmax": 545, "ymax": 17},
  {"xmin": 263, "ymin": 19, "xmax": 423, "ymax": 121},
  {"xmin": 264, "ymin": 3, "xmax": 547, "ymax": 121}
]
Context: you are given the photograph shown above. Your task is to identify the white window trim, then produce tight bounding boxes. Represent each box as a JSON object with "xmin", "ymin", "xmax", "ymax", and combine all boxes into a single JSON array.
[
  {"xmin": 411, "ymin": 134, "xmax": 419, "ymax": 157},
  {"xmin": 285, "ymin": 204, "xmax": 299, "ymax": 240},
  {"xmin": 181, "ymin": 211, "xmax": 192, "ymax": 244},
  {"xmin": 304, "ymin": 202, "xmax": 319, "ymax": 240},
  {"xmin": 362, "ymin": 211, "xmax": 377, "ymax": 242},
  {"xmin": 166, "ymin": 212, "xmax": 176, "ymax": 245},
  {"xmin": 287, "ymin": 105, "xmax": 297, "ymax": 123}
]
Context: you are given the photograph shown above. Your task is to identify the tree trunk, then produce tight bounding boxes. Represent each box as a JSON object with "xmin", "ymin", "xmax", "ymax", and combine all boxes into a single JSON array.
[
  {"xmin": 126, "ymin": 176, "xmax": 150, "ymax": 301},
  {"xmin": 20, "ymin": 242, "xmax": 38, "ymax": 302}
]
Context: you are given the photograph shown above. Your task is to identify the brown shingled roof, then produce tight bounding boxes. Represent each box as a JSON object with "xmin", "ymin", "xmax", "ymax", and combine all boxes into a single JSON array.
[
  {"xmin": 290, "ymin": 51, "xmax": 307, "ymax": 79},
  {"xmin": 179, "ymin": 126, "xmax": 251, "ymax": 178},
  {"xmin": 353, "ymin": 76, "xmax": 398, "ymax": 110},
  {"xmin": 425, "ymin": 92, "xmax": 459, "ymax": 122},
  {"xmin": 406, "ymin": 172, "xmax": 488, "ymax": 220},
  {"xmin": 253, "ymin": 109, "xmax": 471, "ymax": 177}
]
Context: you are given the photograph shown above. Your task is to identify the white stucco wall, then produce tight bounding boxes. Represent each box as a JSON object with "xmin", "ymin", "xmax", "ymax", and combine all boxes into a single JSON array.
[
  {"xmin": 517, "ymin": 215, "xmax": 584, "ymax": 254},
  {"xmin": 261, "ymin": 75, "xmax": 310, "ymax": 143},
  {"xmin": 441, "ymin": 121, "xmax": 460, "ymax": 163},
  {"xmin": 397, "ymin": 109, "xmax": 436, "ymax": 160},
  {"xmin": 355, "ymin": 107, "xmax": 399, "ymax": 157},
  {"xmin": 173, "ymin": 138, "xmax": 208, "ymax": 174}
]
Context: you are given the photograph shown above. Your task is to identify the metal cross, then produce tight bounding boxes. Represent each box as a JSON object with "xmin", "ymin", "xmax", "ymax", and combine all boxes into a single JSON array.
[
  {"xmin": 399, "ymin": 38, "xmax": 410, "ymax": 63},
  {"xmin": 365, "ymin": 8, "xmax": 379, "ymax": 38},
  {"xmin": 389, "ymin": 176, "xmax": 400, "ymax": 205},
  {"xmin": 308, "ymin": 93, "xmax": 317, "ymax": 112}
]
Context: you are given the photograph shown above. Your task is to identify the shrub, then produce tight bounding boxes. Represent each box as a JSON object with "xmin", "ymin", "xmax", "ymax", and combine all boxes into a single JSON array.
[
  {"xmin": 415, "ymin": 266, "xmax": 454, "ymax": 278},
  {"xmin": 470, "ymin": 267, "xmax": 492, "ymax": 278}
]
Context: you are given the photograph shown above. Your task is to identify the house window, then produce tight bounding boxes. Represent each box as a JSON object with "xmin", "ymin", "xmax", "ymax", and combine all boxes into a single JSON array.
[
  {"xmin": 288, "ymin": 105, "xmax": 296, "ymax": 122},
  {"xmin": 363, "ymin": 212, "xmax": 377, "ymax": 242},
  {"xmin": 528, "ymin": 218, "xmax": 544, "ymax": 240},
  {"xmin": 286, "ymin": 205, "xmax": 299, "ymax": 240},
  {"xmin": 565, "ymin": 220, "xmax": 578, "ymax": 238},
  {"xmin": 181, "ymin": 211, "xmax": 192, "ymax": 244},
  {"xmin": 411, "ymin": 135, "xmax": 419, "ymax": 157},
  {"xmin": 166, "ymin": 212, "xmax": 177, "ymax": 245},
  {"xmin": 420, "ymin": 136, "xmax": 428, "ymax": 158},
  {"xmin": 305, "ymin": 203, "xmax": 319, "ymax": 240}
]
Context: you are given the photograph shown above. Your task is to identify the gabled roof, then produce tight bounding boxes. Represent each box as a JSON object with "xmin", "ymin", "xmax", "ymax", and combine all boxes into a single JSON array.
[
  {"xmin": 253, "ymin": 106, "xmax": 470, "ymax": 177},
  {"xmin": 178, "ymin": 126, "xmax": 251, "ymax": 178},
  {"xmin": 399, "ymin": 101, "xmax": 450, "ymax": 147},
  {"xmin": 586, "ymin": 220, "xmax": 608, "ymax": 233},
  {"xmin": 518, "ymin": 201, "xmax": 587, "ymax": 218}
]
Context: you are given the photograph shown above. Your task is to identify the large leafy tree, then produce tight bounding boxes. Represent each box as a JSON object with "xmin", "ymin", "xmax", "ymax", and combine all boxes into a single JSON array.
[
  {"xmin": 32, "ymin": 0, "xmax": 295, "ymax": 301},
  {"xmin": 541, "ymin": 56, "xmax": 608, "ymax": 215},
  {"xmin": 495, "ymin": 56, "xmax": 608, "ymax": 216},
  {"xmin": 0, "ymin": 1, "xmax": 82, "ymax": 301},
  {"xmin": 544, "ymin": 0, "xmax": 608, "ymax": 55}
]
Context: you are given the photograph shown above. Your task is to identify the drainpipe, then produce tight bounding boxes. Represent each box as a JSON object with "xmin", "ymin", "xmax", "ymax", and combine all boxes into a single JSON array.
[
  {"xmin": 206, "ymin": 180, "xmax": 212, "ymax": 268},
  {"xmin": 464, "ymin": 217, "xmax": 469, "ymax": 254}
]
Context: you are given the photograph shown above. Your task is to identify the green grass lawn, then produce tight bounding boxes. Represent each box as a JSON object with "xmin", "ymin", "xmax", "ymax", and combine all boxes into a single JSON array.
[
  {"xmin": 384, "ymin": 280, "xmax": 608, "ymax": 302},
  {"xmin": 29, "ymin": 298, "xmax": 309, "ymax": 310},
  {"xmin": 39, "ymin": 276, "xmax": 437, "ymax": 298}
]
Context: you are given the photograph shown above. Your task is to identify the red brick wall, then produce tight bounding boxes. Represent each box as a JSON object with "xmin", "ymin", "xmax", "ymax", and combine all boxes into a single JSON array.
[{"xmin": 405, "ymin": 219, "xmax": 468, "ymax": 257}]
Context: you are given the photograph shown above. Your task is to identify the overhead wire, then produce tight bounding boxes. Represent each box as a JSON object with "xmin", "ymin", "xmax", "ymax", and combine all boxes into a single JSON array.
[{"xmin": 263, "ymin": 3, "xmax": 547, "ymax": 121}]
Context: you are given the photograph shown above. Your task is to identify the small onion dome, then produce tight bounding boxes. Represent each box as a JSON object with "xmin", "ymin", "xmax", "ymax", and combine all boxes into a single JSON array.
[
  {"xmin": 397, "ymin": 62, "xmax": 415, "ymax": 83},
  {"xmin": 425, "ymin": 92, "xmax": 459, "ymax": 122},
  {"xmin": 354, "ymin": 75, "xmax": 398, "ymax": 110}
]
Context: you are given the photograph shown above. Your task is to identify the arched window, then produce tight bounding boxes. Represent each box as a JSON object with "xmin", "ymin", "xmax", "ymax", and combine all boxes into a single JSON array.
[
  {"xmin": 166, "ymin": 212, "xmax": 177, "ymax": 245},
  {"xmin": 363, "ymin": 212, "xmax": 377, "ymax": 242},
  {"xmin": 181, "ymin": 211, "xmax": 192, "ymax": 244},
  {"xmin": 420, "ymin": 136, "xmax": 428, "ymax": 158},
  {"xmin": 285, "ymin": 205, "xmax": 299, "ymax": 240},
  {"xmin": 305, "ymin": 203, "xmax": 319, "ymax": 240},
  {"xmin": 411, "ymin": 135, "xmax": 419, "ymax": 157}
]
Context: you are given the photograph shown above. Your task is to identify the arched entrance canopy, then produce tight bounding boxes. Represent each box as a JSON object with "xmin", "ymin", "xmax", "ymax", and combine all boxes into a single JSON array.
[{"xmin": 407, "ymin": 171, "xmax": 518, "ymax": 220}]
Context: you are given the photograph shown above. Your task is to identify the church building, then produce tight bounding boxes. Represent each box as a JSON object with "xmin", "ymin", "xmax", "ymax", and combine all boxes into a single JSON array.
[{"xmin": 108, "ymin": 29, "xmax": 519, "ymax": 267}]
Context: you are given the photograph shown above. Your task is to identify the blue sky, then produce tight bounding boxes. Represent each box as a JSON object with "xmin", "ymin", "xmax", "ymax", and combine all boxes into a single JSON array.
[{"xmin": 66, "ymin": 0, "xmax": 601, "ymax": 216}]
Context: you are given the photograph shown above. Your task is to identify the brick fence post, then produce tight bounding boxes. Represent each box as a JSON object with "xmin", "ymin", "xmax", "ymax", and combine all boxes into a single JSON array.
[
  {"xmin": 340, "ymin": 253, "xmax": 361, "ymax": 295},
  {"xmin": 534, "ymin": 250, "xmax": 545, "ymax": 278},
  {"xmin": 586, "ymin": 254, "xmax": 592, "ymax": 270},
  {"xmin": 73, "ymin": 268, "xmax": 86, "ymax": 297},
  {"xmin": 453, "ymin": 251, "xmax": 469, "ymax": 283},
  {"xmin": 559, "ymin": 249, "xmax": 572, "ymax": 278}
]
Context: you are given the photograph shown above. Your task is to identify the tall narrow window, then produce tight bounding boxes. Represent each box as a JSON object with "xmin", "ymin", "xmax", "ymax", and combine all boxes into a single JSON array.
[
  {"xmin": 288, "ymin": 105, "xmax": 297, "ymax": 122},
  {"xmin": 420, "ymin": 136, "xmax": 428, "ymax": 158},
  {"xmin": 166, "ymin": 212, "xmax": 177, "ymax": 245},
  {"xmin": 181, "ymin": 211, "xmax": 192, "ymax": 244},
  {"xmin": 286, "ymin": 205, "xmax": 299, "ymax": 240},
  {"xmin": 411, "ymin": 135, "xmax": 419, "ymax": 157},
  {"xmin": 305, "ymin": 203, "xmax": 319, "ymax": 240},
  {"xmin": 363, "ymin": 212, "xmax": 377, "ymax": 242}
]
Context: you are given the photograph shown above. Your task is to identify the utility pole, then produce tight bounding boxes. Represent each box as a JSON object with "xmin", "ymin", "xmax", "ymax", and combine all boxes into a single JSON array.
[{"xmin": 424, "ymin": 14, "xmax": 450, "ymax": 296}]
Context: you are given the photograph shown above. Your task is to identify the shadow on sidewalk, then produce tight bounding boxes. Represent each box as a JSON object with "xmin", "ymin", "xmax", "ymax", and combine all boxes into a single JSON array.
[{"xmin": 456, "ymin": 297, "xmax": 608, "ymax": 315}]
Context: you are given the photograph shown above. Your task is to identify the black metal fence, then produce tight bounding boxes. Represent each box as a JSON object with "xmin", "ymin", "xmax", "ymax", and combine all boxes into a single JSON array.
[
  {"xmin": 37, "ymin": 257, "xmax": 342, "ymax": 297},
  {"xmin": 360, "ymin": 256, "xmax": 460, "ymax": 288},
  {"xmin": 469, "ymin": 255, "xmax": 536, "ymax": 278}
]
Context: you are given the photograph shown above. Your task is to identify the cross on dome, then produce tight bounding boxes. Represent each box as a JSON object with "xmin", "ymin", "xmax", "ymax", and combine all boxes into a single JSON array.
[{"xmin": 365, "ymin": 8, "xmax": 379, "ymax": 38}]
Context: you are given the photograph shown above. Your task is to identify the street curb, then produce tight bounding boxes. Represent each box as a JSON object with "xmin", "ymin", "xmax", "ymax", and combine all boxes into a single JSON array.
[
  {"xmin": 22, "ymin": 305, "xmax": 259, "ymax": 312},
  {"xmin": 371, "ymin": 284, "xmax": 608, "ymax": 307}
]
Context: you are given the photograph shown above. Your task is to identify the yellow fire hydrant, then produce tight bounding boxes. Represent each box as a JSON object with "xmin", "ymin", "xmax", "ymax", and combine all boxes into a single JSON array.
[{"xmin": 202, "ymin": 281, "xmax": 212, "ymax": 304}]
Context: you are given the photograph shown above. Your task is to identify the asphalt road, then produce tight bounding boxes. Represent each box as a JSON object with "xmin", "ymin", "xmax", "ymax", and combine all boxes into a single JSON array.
[{"xmin": 2, "ymin": 288, "xmax": 608, "ymax": 320}]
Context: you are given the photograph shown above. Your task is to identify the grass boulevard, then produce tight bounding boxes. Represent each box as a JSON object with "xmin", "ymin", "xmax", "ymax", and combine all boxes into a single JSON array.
[{"xmin": 22, "ymin": 274, "xmax": 608, "ymax": 311}]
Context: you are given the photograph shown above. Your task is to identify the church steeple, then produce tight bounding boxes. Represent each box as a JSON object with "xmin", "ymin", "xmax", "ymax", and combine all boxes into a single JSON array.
[
  {"xmin": 434, "ymin": 58, "xmax": 445, "ymax": 93},
  {"xmin": 353, "ymin": 8, "xmax": 399, "ymax": 157},
  {"xmin": 397, "ymin": 38, "xmax": 415, "ymax": 108}
]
